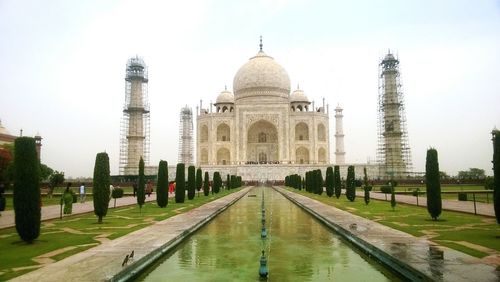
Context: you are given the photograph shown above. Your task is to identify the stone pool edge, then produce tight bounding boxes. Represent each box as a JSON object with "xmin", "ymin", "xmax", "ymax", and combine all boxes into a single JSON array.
[
  {"xmin": 111, "ymin": 187, "xmax": 252, "ymax": 282},
  {"xmin": 275, "ymin": 187, "xmax": 499, "ymax": 282}
]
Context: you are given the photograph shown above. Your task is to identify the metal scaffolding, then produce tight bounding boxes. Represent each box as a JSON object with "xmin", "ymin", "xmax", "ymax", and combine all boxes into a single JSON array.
[
  {"xmin": 377, "ymin": 52, "xmax": 412, "ymax": 179},
  {"xmin": 178, "ymin": 105, "xmax": 194, "ymax": 165},
  {"xmin": 119, "ymin": 56, "xmax": 150, "ymax": 175}
]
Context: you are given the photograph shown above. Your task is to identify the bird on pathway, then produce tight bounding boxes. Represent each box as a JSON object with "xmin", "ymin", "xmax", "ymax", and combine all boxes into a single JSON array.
[
  {"xmin": 122, "ymin": 254, "xmax": 129, "ymax": 267},
  {"xmin": 129, "ymin": 250, "xmax": 134, "ymax": 261}
]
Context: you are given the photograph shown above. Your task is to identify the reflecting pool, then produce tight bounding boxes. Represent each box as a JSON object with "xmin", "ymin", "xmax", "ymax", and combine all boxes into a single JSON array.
[{"xmin": 139, "ymin": 187, "xmax": 398, "ymax": 281}]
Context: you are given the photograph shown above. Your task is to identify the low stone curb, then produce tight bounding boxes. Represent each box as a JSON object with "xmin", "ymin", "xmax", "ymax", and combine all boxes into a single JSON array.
[
  {"xmin": 111, "ymin": 188, "xmax": 250, "ymax": 281},
  {"xmin": 275, "ymin": 187, "xmax": 499, "ymax": 282}
]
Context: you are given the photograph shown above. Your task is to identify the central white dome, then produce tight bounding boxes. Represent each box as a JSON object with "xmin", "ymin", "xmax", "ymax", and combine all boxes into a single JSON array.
[{"xmin": 233, "ymin": 50, "xmax": 291, "ymax": 101}]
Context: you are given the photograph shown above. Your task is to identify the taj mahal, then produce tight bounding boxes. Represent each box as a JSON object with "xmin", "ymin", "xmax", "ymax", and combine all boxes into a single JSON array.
[
  {"xmin": 120, "ymin": 39, "xmax": 409, "ymax": 181},
  {"xmin": 194, "ymin": 40, "xmax": 378, "ymax": 180}
]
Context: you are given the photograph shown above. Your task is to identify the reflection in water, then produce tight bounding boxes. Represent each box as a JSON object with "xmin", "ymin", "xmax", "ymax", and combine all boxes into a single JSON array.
[{"xmin": 139, "ymin": 187, "xmax": 396, "ymax": 281}]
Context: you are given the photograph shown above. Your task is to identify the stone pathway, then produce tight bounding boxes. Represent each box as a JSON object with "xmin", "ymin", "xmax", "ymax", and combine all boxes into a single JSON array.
[
  {"xmin": 279, "ymin": 188, "xmax": 499, "ymax": 282},
  {"xmin": 0, "ymin": 195, "xmax": 158, "ymax": 229},
  {"xmin": 356, "ymin": 191, "xmax": 495, "ymax": 217},
  {"xmin": 9, "ymin": 188, "xmax": 251, "ymax": 282}
]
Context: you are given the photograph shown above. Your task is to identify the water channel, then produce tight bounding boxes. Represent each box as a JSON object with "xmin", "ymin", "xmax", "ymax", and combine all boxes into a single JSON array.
[{"xmin": 139, "ymin": 187, "xmax": 399, "ymax": 281}]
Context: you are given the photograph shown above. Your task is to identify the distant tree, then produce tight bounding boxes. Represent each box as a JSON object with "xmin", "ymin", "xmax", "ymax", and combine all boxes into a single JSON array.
[
  {"xmin": 137, "ymin": 157, "xmax": 146, "ymax": 209},
  {"xmin": 458, "ymin": 168, "xmax": 486, "ymax": 180},
  {"xmin": 48, "ymin": 171, "xmax": 65, "ymax": 197},
  {"xmin": 13, "ymin": 137, "xmax": 40, "ymax": 243},
  {"xmin": 485, "ymin": 176, "xmax": 494, "ymax": 190},
  {"xmin": 492, "ymin": 130, "xmax": 500, "ymax": 224},
  {"xmin": 39, "ymin": 163, "xmax": 54, "ymax": 181},
  {"xmin": 196, "ymin": 168, "xmax": 202, "ymax": 196},
  {"xmin": 203, "ymin": 171, "xmax": 210, "ymax": 196},
  {"xmin": 363, "ymin": 167, "xmax": 371, "ymax": 205},
  {"xmin": 390, "ymin": 183, "xmax": 396, "ymax": 211},
  {"xmin": 0, "ymin": 146, "xmax": 13, "ymax": 184},
  {"xmin": 93, "ymin": 152, "xmax": 110, "ymax": 223},
  {"xmin": 426, "ymin": 148, "xmax": 442, "ymax": 220},
  {"xmin": 346, "ymin": 166, "xmax": 355, "ymax": 202},
  {"xmin": 334, "ymin": 166, "xmax": 341, "ymax": 199},
  {"xmin": 439, "ymin": 171, "xmax": 450, "ymax": 180},
  {"xmin": 187, "ymin": 165, "xmax": 196, "ymax": 200},
  {"xmin": 325, "ymin": 167, "xmax": 334, "ymax": 197},
  {"xmin": 226, "ymin": 174, "xmax": 230, "ymax": 190},
  {"xmin": 175, "ymin": 163, "xmax": 185, "ymax": 203},
  {"xmin": 156, "ymin": 160, "xmax": 168, "ymax": 208}
]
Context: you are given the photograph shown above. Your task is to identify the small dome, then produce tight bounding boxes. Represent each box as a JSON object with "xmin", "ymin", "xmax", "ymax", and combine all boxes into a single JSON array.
[
  {"xmin": 0, "ymin": 120, "xmax": 11, "ymax": 135},
  {"xmin": 290, "ymin": 89, "xmax": 309, "ymax": 103},
  {"xmin": 384, "ymin": 53, "xmax": 395, "ymax": 60},
  {"xmin": 233, "ymin": 50, "xmax": 291, "ymax": 100},
  {"xmin": 216, "ymin": 89, "xmax": 234, "ymax": 104}
]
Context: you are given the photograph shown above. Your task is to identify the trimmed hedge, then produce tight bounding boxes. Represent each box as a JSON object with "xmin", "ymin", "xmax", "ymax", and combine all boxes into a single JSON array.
[
  {"xmin": 93, "ymin": 152, "xmax": 110, "ymax": 223},
  {"xmin": 13, "ymin": 137, "xmax": 41, "ymax": 243}
]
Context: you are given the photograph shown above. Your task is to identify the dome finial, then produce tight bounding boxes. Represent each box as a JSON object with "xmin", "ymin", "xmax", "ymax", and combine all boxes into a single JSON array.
[
  {"xmin": 259, "ymin": 35, "xmax": 263, "ymax": 51},
  {"xmin": 225, "ymin": 85, "xmax": 227, "ymax": 91},
  {"xmin": 297, "ymin": 83, "xmax": 300, "ymax": 90}
]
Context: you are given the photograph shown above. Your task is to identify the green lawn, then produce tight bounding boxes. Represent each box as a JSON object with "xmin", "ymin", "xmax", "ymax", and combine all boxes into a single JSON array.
[
  {"xmin": 285, "ymin": 187, "xmax": 499, "ymax": 259},
  {"xmin": 0, "ymin": 188, "xmax": 241, "ymax": 280}
]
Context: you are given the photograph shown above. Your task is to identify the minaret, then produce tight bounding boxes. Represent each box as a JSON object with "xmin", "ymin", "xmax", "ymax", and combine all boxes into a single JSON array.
[
  {"xmin": 377, "ymin": 51, "xmax": 412, "ymax": 179},
  {"xmin": 120, "ymin": 56, "xmax": 150, "ymax": 175},
  {"xmin": 34, "ymin": 133, "xmax": 42, "ymax": 161},
  {"xmin": 334, "ymin": 105, "xmax": 345, "ymax": 164},
  {"xmin": 178, "ymin": 105, "xmax": 194, "ymax": 165}
]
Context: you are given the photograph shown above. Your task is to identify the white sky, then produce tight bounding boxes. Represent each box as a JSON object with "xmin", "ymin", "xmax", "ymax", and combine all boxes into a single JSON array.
[{"xmin": 1, "ymin": 0, "xmax": 499, "ymax": 178}]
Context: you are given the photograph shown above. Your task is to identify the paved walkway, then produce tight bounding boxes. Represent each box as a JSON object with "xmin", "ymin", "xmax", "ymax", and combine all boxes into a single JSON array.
[
  {"xmin": 356, "ymin": 191, "xmax": 495, "ymax": 217},
  {"xmin": 10, "ymin": 188, "xmax": 250, "ymax": 282},
  {"xmin": 278, "ymin": 188, "xmax": 499, "ymax": 282},
  {"xmin": 0, "ymin": 195, "xmax": 157, "ymax": 229}
]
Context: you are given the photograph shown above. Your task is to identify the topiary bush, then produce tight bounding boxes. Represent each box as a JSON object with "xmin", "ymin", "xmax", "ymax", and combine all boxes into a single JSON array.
[
  {"xmin": 458, "ymin": 192, "xmax": 467, "ymax": 201},
  {"xmin": 188, "ymin": 165, "xmax": 196, "ymax": 200},
  {"xmin": 175, "ymin": 163, "xmax": 186, "ymax": 203},
  {"xmin": 93, "ymin": 152, "xmax": 110, "ymax": 223},
  {"xmin": 426, "ymin": 148, "xmax": 442, "ymax": 220},
  {"xmin": 156, "ymin": 160, "xmax": 168, "ymax": 208},
  {"xmin": 13, "ymin": 137, "xmax": 41, "ymax": 243}
]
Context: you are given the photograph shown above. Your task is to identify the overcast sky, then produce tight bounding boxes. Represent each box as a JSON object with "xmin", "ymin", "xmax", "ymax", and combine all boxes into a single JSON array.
[{"xmin": 1, "ymin": 0, "xmax": 499, "ymax": 178}]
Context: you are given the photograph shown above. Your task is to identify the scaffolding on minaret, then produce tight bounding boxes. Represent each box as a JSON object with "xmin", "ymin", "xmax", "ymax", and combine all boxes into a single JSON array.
[
  {"xmin": 119, "ymin": 56, "xmax": 150, "ymax": 175},
  {"xmin": 178, "ymin": 105, "xmax": 194, "ymax": 165},
  {"xmin": 377, "ymin": 51, "xmax": 412, "ymax": 179},
  {"xmin": 334, "ymin": 105, "xmax": 345, "ymax": 164}
]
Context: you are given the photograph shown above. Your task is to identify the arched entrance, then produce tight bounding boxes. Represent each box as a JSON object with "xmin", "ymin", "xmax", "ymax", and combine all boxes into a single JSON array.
[{"xmin": 247, "ymin": 120, "xmax": 278, "ymax": 164}]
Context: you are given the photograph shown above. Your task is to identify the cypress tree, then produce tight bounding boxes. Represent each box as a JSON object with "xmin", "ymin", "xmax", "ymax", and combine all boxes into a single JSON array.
[
  {"xmin": 318, "ymin": 170, "xmax": 324, "ymax": 195},
  {"xmin": 426, "ymin": 148, "xmax": 442, "ymax": 220},
  {"xmin": 13, "ymin": 137, "xmax": 40, "ymax": 243},
  {"xmin": 196, "ymin": 168, "xmax": 202, "ymax": 196},
  {"xmin": 390, "ymin": 184, "xmax": 396, "ymax": 211},
  {"xmin": 346, "ymin": 165, "xmax": 356, "ymax": 201},
  {"xmin": 93, "ymin": 152, "xmax": 111, "ymax": 223},
  {"xmin": 226, "ymin": 174, "xmax": 230, "ymax": 190},
  {"xmin": 175, "ymin": 163, "xmax": 186, "ymax": 203},
  {"xmin": 306, "ymin": 171, "xmax": 312, "ymax": 193},
  {"xmin": 493, "ymin": 130, "xmax": 500, "ymax": 224},
  {"xmin": 231, "ymin": 175, "xmax": 236, "ymax": 189},
  {"xmin": 137, "ymin": 157, "xmax": 146, "ymax": 209},
  {"xmin": 213, "ymin": 171, "xmax": 221, "ymax": 193},
  {"xmin": 363, "ymin": 167, "xmax": 370, "ymax": 205},
  {"xmin": 156, "ymin": 160, "xmax": 168, "ymax": 208},
  {"xmin": 326, "ymin": 167, "xmax": 334, "ymax": 197},
  {"xmin": 203, "ymin": 171, "xmax": 210, "ymax": 196},
  {"xmin": 334, "ymin": 166, "xmax": 341, "ymax": 199},
  {"xmin": 187, "ymin": 165, "xmax": 196, "ymax": 200}
]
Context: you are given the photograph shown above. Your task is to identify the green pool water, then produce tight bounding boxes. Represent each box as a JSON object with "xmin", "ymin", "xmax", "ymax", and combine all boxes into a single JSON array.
[{"xmin": 138, "ymin": 187, "xmax": 399, "ymax": 281}]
